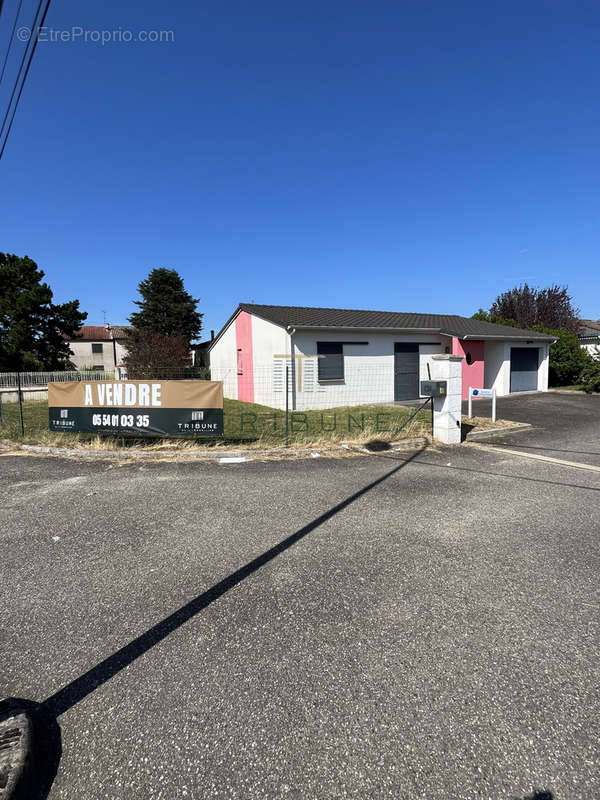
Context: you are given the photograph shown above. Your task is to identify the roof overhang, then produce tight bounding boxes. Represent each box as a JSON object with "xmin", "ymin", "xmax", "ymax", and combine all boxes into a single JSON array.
[
  {"xmin": 208, "ymin": 305, "xmax": 245, "ymax": 351},
  {"xmin": 288, "ymin": 325, "xmax": 555, "ymax": 342},
  {"xmin": 459, "ymin": 334, "xmax": 556, "ymax": 342},
  {"xmin": 286, "ymin": 324, "xmax": 443, "ymax": 334}
]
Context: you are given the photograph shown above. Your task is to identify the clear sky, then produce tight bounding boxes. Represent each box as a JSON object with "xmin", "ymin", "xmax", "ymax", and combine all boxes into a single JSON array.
[{"xmin": 1, "ymin": 0, "xmax": 598, "ymax": 338}]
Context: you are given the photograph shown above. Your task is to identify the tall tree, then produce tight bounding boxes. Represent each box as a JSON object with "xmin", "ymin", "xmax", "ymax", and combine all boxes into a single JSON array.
[
  {"xmin": 0, "ymin": 252, "xmax": 87, "ymax": 370},
  {"xmin": 489, "ymin": 283, "xmax": 580, "ymax": 333},
  {"xmin": 129, "ymin": 268, "xmax": 202, "ymax": 342}
]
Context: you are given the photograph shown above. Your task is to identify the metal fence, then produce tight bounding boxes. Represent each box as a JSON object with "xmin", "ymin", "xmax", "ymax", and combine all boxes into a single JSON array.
[
  {"xmin": 0, "ymin": 364, "xmax": 433, "ymax": 446},
  {"xmin": 211, "ymin": 362, "xmax": 433, "ymax": 446},
  {"xmin": 0, "ymin": 370, "xmax": 111, "ymax": 388}
]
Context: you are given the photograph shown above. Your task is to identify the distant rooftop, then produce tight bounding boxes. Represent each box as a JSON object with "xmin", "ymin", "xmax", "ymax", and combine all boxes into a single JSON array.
[
  {"xmin": 68, "ymin": 325, "xmax": 132, "ymax": 341},
  {"xmin": 579, "ymin": 319, "xmax": 600, "ymax": 338}
]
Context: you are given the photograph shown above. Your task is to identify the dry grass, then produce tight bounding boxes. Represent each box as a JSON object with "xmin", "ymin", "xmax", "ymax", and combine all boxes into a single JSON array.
[
  {"xmin": 0, "ymin": 395, "xmax": 523, "ymax": 454},
  {"xmin": 462, "ymin": 415, "xmax": 518, "ymax": 431},
  {"xmin": 0, "ymin": 397, "xmax": 432, "ymax": 451}
]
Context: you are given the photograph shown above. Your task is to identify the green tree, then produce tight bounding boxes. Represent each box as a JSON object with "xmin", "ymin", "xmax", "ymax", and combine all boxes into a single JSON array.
[
  {"xmin": 129, "ymin": 268, "xmax": 202, "ymax": 342},
  {"xmin": 530, "ymin": 326, "xmax": 591, "ymax": 386},
  {"xmin": 471, "ymin": 309, "xmax": 517, "ymax": 327},
  {"xmin": 580, "ymin": 350, "xmax": 600, "ymax": 393},
  {"xmin": 0, "ymin": 252, "xmax": 87, "ymax": 370}
]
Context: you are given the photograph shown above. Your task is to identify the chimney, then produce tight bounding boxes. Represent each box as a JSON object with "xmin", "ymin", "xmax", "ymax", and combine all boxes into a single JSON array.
[{"xmin": 210, "ymin": 330, "xmax": 215, "ymax": 340}]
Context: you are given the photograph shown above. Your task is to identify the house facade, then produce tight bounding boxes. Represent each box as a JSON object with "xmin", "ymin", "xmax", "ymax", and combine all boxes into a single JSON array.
[
  {"xmin": 209, "ymin": 304, "xmax": 555, "ymax": 410},
  {"xmin": 579, "ymin": 319, "xmax": 600, "ymax": 358},
  {"xmin": 67, "ymin": 325, "xmax": 131, "ymax": 373}
]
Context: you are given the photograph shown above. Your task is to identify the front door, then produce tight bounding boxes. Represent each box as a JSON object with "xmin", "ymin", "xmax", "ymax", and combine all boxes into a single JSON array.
[{"xmin": 394, "ymin": 343, "xmax": 419, "ymax": 401}]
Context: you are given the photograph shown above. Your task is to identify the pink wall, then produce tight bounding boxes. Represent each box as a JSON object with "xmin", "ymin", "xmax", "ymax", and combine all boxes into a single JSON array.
[
  {"xmin": 452, "ymin": 338, "xmax": 485, "ymax": 400},
  {"xmin": 235, "ymin": 311, "xmax": 254, "ymax": 402}
]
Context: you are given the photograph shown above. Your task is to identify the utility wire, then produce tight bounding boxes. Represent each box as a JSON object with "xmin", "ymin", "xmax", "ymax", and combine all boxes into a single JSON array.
[
  {"xmin": 0, "ymin": 0, "xmax": 51, "ymax": 160},
  {"xmin": 0, "ymin": 0, "xmax": 44, "ymax": 143},
  {"xmin": 0, "ymin": 0, "xmax": 24, "ymax": 85}
]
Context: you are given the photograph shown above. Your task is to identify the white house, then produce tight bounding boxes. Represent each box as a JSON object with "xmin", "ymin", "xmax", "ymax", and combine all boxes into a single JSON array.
[
  {"xmin": 208, "ymin": 304, "xmax": 555, "ymax": 410},
  {"xmin": 67, "ymin": 325, "xmax": 131, "ymax": 373},
  {"xmin": 579, "ymin": 320, "xmax": 600, "ymax": 358}
]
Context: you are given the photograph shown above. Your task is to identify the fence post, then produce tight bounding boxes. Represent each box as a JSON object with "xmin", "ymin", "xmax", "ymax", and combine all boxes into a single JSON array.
[
  {"xmin": 430, "ymin": 395, "xmax": 434, "ymax": 439},
  {"xmin": 285, "ymin": 364, "xmax": 290, "ymax": 448},
  {"xmin": 17, "ymin": 371, "xmax": 25, "ymax": 436}
]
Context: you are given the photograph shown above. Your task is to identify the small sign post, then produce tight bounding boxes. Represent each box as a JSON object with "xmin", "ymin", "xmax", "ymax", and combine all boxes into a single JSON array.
[{"xmin": 468, "ymin": 386, "xmax": 496, "ymax": 422}]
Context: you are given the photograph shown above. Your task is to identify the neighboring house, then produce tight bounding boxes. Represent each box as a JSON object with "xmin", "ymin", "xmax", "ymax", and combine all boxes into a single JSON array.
[
  {"xmin": 67, "ymin": 325, "xmax": 131, "ymax": 373},
  {"xmin": 191, "ymin": 330, "xmax": 215, "ymax": 369},
  {"xmin": 579, "ymin": 319, "xmax": 600, "ymax": 358},
  {"xmin": 208, "ymin": 304, "xmax": 555, "ymax": 409}
]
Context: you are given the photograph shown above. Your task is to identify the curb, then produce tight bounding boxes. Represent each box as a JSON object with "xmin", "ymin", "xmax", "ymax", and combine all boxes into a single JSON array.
[
  {"xmin": 465, "ymin": 422, "xmax": 532, "ymax": 441},
  {"xmin": 0, "ymin": 699, "xmax": 33, "ymax": 800},
  {"xmin": 0, "ymin": 436, "xmax": 430, "ymax": 462}
]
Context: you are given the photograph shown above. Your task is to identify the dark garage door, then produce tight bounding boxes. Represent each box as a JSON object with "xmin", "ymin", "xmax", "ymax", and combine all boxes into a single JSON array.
[
  {"xmin": 510, "ymin": 348, "xmax": 539, "ymax": 392},
  {"xmin": 394, "ymin": 343, "xmax": 419, "ymax": 401}
]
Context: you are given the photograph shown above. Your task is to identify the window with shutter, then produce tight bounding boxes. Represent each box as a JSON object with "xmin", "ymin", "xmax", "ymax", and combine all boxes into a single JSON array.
[{"xmin": 317, "ymin": 342, "xmax": 344, "ymax": 381}]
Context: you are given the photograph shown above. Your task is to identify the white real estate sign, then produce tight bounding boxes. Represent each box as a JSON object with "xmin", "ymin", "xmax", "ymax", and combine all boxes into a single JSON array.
[{"xmin": 468, "ymin": 386, "xmax": 497, "ymax": 422}]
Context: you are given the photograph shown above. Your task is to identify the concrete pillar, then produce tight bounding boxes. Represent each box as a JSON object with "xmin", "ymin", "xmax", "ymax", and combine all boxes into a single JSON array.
[{"xmin": 430, "ymin": 354, "xmax": 463, "ymax": 444}]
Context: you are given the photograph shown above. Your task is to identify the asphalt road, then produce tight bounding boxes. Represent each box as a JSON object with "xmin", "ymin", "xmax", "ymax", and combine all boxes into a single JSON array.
[
  {"xmin": 1, "ymin": 400, "xmax": 599, "ymax": 799},
  {"xmin": 464, "ymin": 391, "xmax": 600, "ymax": 467}
]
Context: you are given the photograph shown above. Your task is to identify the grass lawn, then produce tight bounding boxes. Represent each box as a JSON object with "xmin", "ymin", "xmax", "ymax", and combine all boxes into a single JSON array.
[{"xmin": 0, "ymin": 397, "xmax": 433, "ymax": 449}]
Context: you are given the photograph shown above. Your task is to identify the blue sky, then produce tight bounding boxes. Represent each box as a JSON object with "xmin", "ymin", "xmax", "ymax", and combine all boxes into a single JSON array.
[{"xmin": 1, "ymin": 0, "xmax": 598, "ymax": 338}]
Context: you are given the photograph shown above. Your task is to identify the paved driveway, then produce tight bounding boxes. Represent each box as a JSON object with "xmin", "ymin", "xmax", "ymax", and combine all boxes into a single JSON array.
[
  {"xmin": 464, "ymin": 391, "xmax": 600, "ymax": 467},
  {"xmin": 1, "ymin": 444, "xmax": 599, "ymax": 799}
]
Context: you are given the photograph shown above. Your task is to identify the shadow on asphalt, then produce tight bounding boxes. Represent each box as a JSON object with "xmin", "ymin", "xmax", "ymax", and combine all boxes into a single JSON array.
[{"xmin": 22, "ymin": 446, "xmax": 426, "ymax": 797}]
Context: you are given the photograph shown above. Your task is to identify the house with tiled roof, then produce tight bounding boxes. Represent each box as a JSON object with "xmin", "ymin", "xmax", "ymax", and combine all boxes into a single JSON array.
[
  {"xmin": 579, "ymin": 319, "xmax": 600, "ymax": 358},
  {"xmin": 208, "ymin": 304, "xmax": 555, "ymax": 409},
  {"xmin": 66, "ymin": 325, "xmax": 132, "ymax": 373}
]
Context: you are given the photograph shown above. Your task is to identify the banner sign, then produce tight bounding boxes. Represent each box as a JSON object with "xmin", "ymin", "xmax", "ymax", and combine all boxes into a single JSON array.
[{"xmin": 48, "ymin": 380, "xmax": 224, "ymax": 436}]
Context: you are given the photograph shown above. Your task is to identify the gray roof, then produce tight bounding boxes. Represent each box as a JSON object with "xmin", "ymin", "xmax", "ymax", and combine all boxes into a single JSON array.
[
  {"xmin": 227, "ymin": 303, "xmax": 555, "ymax": 341},
  {"xmin": 579, "ymin": 319, "xmax": 600, "ymax": 338},
  {"xmin": 108, "ymin": 325, "xmax": 132, "ymax": 339}
]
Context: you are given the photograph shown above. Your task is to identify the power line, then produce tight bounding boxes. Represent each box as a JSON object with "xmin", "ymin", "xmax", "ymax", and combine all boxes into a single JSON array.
[
  {"xmin": 0, "ymin": 0, "xmax": 51, "ymax": 160},
  {"xmin": 0, "ymin": 0, "xmax": 24, "ymax": 85},
  {"xmin": 0, "ymin": 0, "xmax": 44, "ymax": 145}
]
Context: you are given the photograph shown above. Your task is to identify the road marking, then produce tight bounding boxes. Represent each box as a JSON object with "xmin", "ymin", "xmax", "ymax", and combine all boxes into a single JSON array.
[
  {"xmin": 469, "ymin": 443, "xmax": 600, "ymax": 473},
  {"xmin": 219, "ymin": 457, "xmax": 247, "ymax": 464}
]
